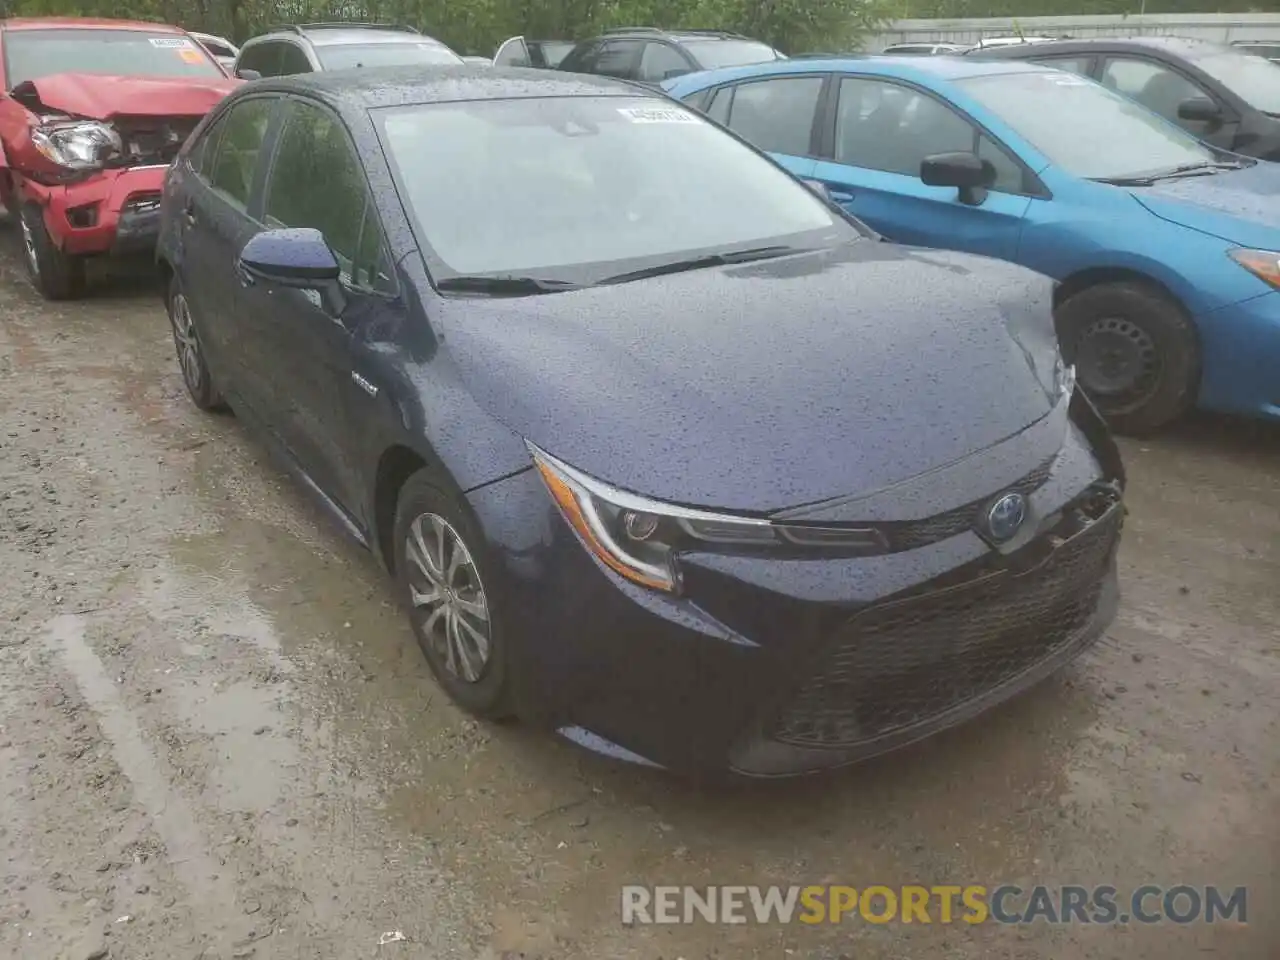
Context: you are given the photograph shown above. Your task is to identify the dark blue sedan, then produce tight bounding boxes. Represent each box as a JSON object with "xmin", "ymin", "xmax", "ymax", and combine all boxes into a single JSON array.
[{"xmin": 157, "ymin": 66, "xmax": 1125, "ymax": 776}]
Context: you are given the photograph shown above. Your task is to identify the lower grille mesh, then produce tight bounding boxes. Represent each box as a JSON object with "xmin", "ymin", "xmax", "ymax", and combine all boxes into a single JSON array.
[{"xmin": 768, "ymin": 504, "xmax": 1120, "ymax": 748}]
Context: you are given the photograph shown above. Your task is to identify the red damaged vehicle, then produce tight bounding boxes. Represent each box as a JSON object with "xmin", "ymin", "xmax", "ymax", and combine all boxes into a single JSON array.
[{"xmin": 0, "ymin": 18, "xmax": 239, "ymax": 299}]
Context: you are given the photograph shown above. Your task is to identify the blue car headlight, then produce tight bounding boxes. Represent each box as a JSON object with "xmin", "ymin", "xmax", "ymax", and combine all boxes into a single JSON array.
[
  {"xmin": 1229, "ymin": 248, "xmax": 1280, "ymax": 291},
  {"xmin": 528, "ymin": 443, "xmax": 887, "ymax": 594}
]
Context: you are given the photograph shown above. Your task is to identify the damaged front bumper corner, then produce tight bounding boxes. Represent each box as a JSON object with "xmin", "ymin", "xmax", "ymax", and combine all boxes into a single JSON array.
[{"xmin": 18, "ymin": 164, "xmax": 169, "ymax": 257}]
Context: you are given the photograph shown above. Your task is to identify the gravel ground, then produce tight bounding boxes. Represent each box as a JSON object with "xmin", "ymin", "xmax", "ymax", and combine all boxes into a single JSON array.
[{"xmin": 0, "ymin": 251, "xmax": 1276, "ymax": 960}]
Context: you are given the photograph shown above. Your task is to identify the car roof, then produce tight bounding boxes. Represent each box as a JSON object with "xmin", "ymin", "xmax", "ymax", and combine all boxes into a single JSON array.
[
  {"xmin": 976, "ymin": 35, "xmax": 1233, "ymax": 59},
  {"xmin": 249, "ymin": 64, "xmax": 654, "ymax": 109},
  {"xmin": 0, "ymin": 17, "xmax": 187, "ymax": 32},
  {"xmin": 676, "ymin": 53, "xmax": 1054, "ymax": 85},
  {"xmin": 251, "ymin": 25, "xmax": 450, "ymax": 48}
]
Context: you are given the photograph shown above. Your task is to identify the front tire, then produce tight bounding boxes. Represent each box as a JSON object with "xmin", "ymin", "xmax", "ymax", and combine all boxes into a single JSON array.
[
  {"xmin": 19, "ymin": 203, "xmax": 85, "ymax": 301},
  {"xmin": 166, "ymin": 275, "xmax": 226, "ymax": 412},
  {"xmin": 1055, "ymin": 281, "xmax": 1199, "ymax": 435},
  {"xmin": 393, "ymin": 468, "xmax": 514, "ymax": 719}
]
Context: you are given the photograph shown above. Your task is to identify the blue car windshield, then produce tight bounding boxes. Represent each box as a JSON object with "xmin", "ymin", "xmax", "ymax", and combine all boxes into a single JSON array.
[
  {"xmin": 377, "ymin": 96, "xmax": 850, "ymax": 280},
  {"xmin": 956, "ymin": 71, "xmax": 1218, "ymax": 181}
]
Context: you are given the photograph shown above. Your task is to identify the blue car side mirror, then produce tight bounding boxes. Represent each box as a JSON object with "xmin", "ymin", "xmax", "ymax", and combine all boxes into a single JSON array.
[{"xmin": 239, "ymin": 228, "xmax": 340, "ymax": 287}]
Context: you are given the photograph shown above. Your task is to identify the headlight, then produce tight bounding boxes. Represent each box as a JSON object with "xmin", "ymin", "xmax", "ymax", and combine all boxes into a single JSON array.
[
  {"xmin": 30, "ymin": 120, "xmax": 121, "ymax": 171},
  {"xmin": 1228, "ymin": 248, "xmax": 1280, "ymax": 290},
  {"xmin": 528, "ymin": 443, "xmax": 885, "ymax": 594}
]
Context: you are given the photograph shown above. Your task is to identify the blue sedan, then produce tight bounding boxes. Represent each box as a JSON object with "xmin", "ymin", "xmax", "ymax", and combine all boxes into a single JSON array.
[{"xmin": 665, "ymin": 57, "xmax": 1280, "ymax": 433}]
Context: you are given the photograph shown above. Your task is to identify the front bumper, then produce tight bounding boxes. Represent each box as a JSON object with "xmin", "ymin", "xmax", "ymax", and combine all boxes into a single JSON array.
[
  {"xmin": 16, "ymin": 164, "xmax": 169, "ymax": 257},
  {"xmin": 1196, "ymin": 290, "xmax": 1280, "ymax": 422},
  {"xmin": 466, "ymin": 397, "xmax": 1125, "ymax": 777}
]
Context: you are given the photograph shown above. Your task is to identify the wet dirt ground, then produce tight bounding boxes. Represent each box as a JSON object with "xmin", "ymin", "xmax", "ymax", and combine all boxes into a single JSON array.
[{"xmin": 0, "ymin": 250, "xmax": 1276, "ymax": 960}]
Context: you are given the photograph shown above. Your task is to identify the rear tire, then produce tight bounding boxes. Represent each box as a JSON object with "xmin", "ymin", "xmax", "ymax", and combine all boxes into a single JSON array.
[
  {"xmin": 393, "ymin": 468, "xmax": 515, "ymax": 720},
  {"xmin": 1055, "ymin": 281, "xmax": 1199, "ymax": 436},
  {"xmin": 18, "ymin": 202, "xmax": 85, "ymax": 301}
]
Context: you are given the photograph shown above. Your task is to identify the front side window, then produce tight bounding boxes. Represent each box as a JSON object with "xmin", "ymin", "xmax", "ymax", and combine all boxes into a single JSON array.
[
  {"xmin": 591, "ymin": 40, "xmax": 644, "ymax": 79},
  {"xmin": 4, "ymin": 29, "xmax": 224, "ymax": 85},
  {"xmin": 207, "ymin": 98, "xmax": 274, "ymax": 209},
  {"xmin": 264, "ymin": 101, "xmax": 391, "ymax": 291},
  {"xmin": 639, "ymin": 42, "xmax": 692, "ymax": 83},
  {"xmin": 237, "ymin": 42, "xmax": 282, "ymax": 77},
  {"xmin": 315, "ymin": 41, "xmax": 462, "ymax": 70},
  {"xmin": 957, "ymin": 70, "xmax": 1218, "ymax": 181},
  {"xmin": 724, "ymin": 76, "xmax": 823, "ymax": 157},
  {"xmin": 278, "ymin": 44, "xmax": 312, "ymax": 75},
  {"xmin": 377, "ymin": 96, "xmax": 852, "ymax": 282},
  {"xmin": 1100, "ymin": 57, "xmax": 1213, "ymax": 134}
]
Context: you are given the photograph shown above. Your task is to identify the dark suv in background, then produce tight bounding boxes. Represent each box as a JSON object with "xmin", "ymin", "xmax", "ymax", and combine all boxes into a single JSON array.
[
  {"xmin": 973, "ymin": 37, "xmax": 1280, "ymax": 161},
  {"xmin": 233, "ymin": 22, "xmax": 461, "ymax": 78},
  {"xmin": 552, "ymin": 27, "xmax": 782, "ymax": 84}
]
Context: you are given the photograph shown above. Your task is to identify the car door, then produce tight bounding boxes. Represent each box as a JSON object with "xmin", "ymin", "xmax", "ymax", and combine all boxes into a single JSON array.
[
  {"xmin": 637, "ymin": 41, "xmax": 696, "ymax": 85},
  {"xmin": 808, "ymin": 75, "xmax": 1032, "ymax": 261},
  {"xmin": 242, "ymin": 96, "xmax": 400, "ymax": 517},
  {"xmin": 178, "ymin": 96, "xmax": 278, "ymax": 400},
  {"xmin": 1098, "ymin": 56, "xmax": 1240, "ymax": 150},
  {"xmin": 700, "ymin": 75, "xmax": 825, "ymax": 179}
]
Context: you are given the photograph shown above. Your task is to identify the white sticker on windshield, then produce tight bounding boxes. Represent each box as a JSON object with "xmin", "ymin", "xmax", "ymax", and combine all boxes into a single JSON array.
[
  {"xmin": 149, "ymin": 37, "xmax": 194, "ymax": 48},
  {"xmin": 616, "ymin": 106, "xmax": 698, "ymax": 124}
]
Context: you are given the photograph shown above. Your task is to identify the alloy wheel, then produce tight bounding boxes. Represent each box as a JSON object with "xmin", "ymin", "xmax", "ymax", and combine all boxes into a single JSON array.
[
  {"xmin": 20, "ymin": 217, "xmax": 39, "ymax": 278},
  {"xmin": 405, "ymin": 512, "xmax": 492, "ymax": 683},
  {"xmin": 170, "ymin": 292, "xmax": 203, "ymax": 395},
  {"xmin": 1076, "ymin": 314, "xmax": 1159, "ymax": 408}
]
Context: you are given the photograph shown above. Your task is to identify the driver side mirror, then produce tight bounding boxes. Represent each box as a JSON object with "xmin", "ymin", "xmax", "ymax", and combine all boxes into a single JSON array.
[
  {"xmin": 1178, "ymin": 96, "xmax": 1222, "ymax": 125},
  {"xmin": 801, "ymin": 178, "xmax": 832, "ymax": 202},
  {"xmin": 920, "ymin": 151, "xmax": 996, "ymax": 206},
  {"xmin": 235, "ymin": 67, "xmax": 262, "ymax": 81},
  {"xmin": 662, "ymin": 67, "xmax": 692, "ymax": 80},
  {"xmin": 239, "ymin": 228, "xmax": 345, "ymax": 312}
]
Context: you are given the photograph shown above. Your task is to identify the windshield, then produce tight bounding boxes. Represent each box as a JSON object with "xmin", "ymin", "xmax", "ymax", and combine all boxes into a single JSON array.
[
  {"xmin": 4, "ymin": 29, "xmax": 224, "ymax": 85},
  {"xmin": 1192, "ymin": 49, "xmax": 1280, "ymax": 114},
  {"xmin": 377, "ymin": 96, "xmax": 849, "ymax": 282},
  {"xmin": 316, "ymin": 41, "xmax": 462, "ymax": 70},
  {"xmin": 682, "ymin": 39, "xmax": 781, "ymax": 69},
  {"xmin": 957, "ymin": 70, "xmax": 1217, "ymax": 180}
]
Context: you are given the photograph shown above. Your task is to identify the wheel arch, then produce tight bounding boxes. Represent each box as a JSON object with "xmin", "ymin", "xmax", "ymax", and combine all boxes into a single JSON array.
[
  {"xmin": 371, "ymin": 442, "xmax": 433, "ymax": 575},
  {"xmin": 1053, "ymin": 265, "xmax": 1185, "ymax": 313}
]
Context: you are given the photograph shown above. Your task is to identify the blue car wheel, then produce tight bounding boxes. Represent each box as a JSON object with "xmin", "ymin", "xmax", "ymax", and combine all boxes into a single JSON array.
[{"xmin": 1056, "ymin": 282, "xmax": 1200, "ymax": 435}]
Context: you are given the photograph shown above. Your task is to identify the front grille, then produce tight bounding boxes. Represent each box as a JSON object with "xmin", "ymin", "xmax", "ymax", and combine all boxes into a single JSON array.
[
  {"xmin": 883, "ymin": 454, "xmax": 1056, "ymax": 552},
  {"xmin": 768, "ymin": 501, "xmax": 1120, "ymax": 748}
]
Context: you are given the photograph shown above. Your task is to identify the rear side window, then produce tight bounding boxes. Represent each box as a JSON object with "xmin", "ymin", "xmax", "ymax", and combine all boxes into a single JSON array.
[
  {"xmin": 207, "ymin": 98, "xmax": 274, "ymax": 209},
  {"xmin": 592, "ymin": 39, "xmax": 644, "ymax": 79},
  {"xmin": 264, "ymin": 100, "xmax": 393, "ymax": 292},
  {"xmin": 723, "ymin": 76, "xmax": 823, "ymax": 157}
]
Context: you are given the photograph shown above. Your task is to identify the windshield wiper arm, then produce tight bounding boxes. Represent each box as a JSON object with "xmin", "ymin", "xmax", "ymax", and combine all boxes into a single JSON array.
[
  {"xmin": 1093, "ymin": 160, "xmax": 1251, "ymax": 186},
  {"xmin": 595, "ymin": 245, "xmax": 805, "ymax": 287},
  {"xmin": 436, "ymin": 275, "xmax": 583, "ymax": 296}
]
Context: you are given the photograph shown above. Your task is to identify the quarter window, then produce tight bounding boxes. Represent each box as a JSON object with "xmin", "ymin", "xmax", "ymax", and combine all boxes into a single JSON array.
[
  {"xmin": 724, "ymin": 76, "xmax": 823, "ymax": 157},
  {"xmin": 264, "ymin": 101, "xmax": 393, "ymax": 292},
  {"xmin": 833, "ymin": 77, "xmax": 1024, "ymax": 193},
  {"xmin": 1099, "ymin": 57, "xmax": 1212, "ymax": 134},
  {"xmin": 207, "ymin": 98, "xmax": 274, "ymax": 209}
]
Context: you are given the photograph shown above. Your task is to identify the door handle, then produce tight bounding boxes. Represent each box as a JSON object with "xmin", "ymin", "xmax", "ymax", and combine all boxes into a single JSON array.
[
  {"xmin": 828, "ymin": 189, "xmax": 855, "ymax": 203},
  {"xmin": 182, "ymin": 200, "xmax": 197, "ymax": 227}
]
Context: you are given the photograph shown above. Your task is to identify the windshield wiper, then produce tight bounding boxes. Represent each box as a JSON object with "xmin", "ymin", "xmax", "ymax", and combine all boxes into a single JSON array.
[
  {"xmin": 595, "ymin": 245, "xmax": 807, "ymax": 287},
  {"xmin": 1093, "ymin": 159, "xmax": 1251, "ymax": 186},
  {"xmin": 436, "ymin": 275, "xmax": 583, "ymax": 296}
]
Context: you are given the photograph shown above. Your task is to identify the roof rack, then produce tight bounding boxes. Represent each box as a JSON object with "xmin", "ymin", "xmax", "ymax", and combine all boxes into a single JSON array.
[
  {"xmin": 600, "ymin": 26, "xmax": 749, "ymax": 40},
  {"xmin": 267, "ymin": 21, "xmax": 420, "ymax": 35}
]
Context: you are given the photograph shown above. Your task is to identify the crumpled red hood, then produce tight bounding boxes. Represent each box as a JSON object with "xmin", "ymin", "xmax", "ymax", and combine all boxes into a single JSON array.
[{"xmin": 10, "ymin": 72, "xmax": 241, "ymax": 120}]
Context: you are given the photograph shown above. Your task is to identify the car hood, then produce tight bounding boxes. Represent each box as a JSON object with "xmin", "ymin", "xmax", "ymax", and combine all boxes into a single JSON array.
[
  {"xmin": 439, "ymin": 243, "xmax": 1063, "ymax": 514},
  {"xmin": 1131, "ymin": 163, "xmax": 1280, "ymax": 250},
  {"xmin": 9, "ymin": 73, "xmax": 240, "ymax": 120}
]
